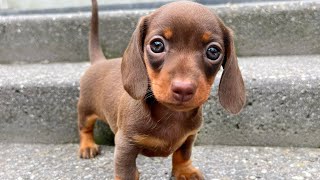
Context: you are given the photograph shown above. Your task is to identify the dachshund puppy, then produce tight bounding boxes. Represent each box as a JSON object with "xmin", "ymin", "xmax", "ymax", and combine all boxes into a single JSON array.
[{"xmin": 77, "ymin": 0, "xmax": 246, "ymax": 179}]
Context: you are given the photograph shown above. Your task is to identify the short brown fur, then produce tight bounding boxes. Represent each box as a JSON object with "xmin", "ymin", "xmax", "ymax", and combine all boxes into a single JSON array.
[{"xmin": 78, "ymin": 0, "xmax": 246, "ymax": 179}]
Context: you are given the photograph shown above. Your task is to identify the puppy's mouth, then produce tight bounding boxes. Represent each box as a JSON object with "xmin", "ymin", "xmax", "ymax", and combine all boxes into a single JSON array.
[
  {"xmin": 150, "ymin": 93, "xmax": 201, "ymax": 112},
  {"xmin": 161, "ymin": 101, "xmax": 198, "ymax": 112}
]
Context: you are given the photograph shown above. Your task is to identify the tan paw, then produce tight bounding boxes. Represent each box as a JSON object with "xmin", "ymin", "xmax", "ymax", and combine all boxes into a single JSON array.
[
  {"xmin": 79, "ymin": 143, "xmax": 100, "ymax": 159},
  {"xmin": 172, "ymin": 164, "xmax": 204, "ymax": 180}
]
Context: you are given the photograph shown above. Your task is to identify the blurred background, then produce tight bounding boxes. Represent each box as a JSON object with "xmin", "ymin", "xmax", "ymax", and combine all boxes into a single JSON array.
[{"xmin": 1, "ymin": 0, "xmax": 300, "ymax": 12}]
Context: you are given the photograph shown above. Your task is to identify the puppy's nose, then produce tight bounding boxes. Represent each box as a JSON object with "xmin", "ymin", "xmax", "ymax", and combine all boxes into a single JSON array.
[{"xmin": 171, "ymin": 81, "xmax": 196, "ymax": 102}]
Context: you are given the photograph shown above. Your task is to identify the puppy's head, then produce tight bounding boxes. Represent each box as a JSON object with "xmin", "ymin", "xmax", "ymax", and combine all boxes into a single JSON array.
[{"xmin": 122, "ymin": 1, "xmax": 245, "ymax": 114}]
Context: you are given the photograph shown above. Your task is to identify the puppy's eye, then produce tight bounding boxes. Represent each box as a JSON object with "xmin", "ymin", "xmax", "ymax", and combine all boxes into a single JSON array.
[
  {"xmin": 206, "ymin": 46, "xmax": 221, "ymax": 61},
  {"xmin": 150, "ymin": 40, "xmax": 165, "ymax": 53}
]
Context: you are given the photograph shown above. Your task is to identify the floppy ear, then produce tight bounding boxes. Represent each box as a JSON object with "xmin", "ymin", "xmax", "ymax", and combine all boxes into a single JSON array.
[
  {"xmin": 218, "ymin": 27, "xmax": 246, "ymax": 114},
  {"xmin": 121, "ymin": 16, "xmax": 149, "ymax": 99}
]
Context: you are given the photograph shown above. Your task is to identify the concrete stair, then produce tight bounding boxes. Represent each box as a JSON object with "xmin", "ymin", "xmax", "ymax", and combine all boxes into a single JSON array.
[
  {"xmin": 0, "ymin": 1, "xmax": 319, "ymax": 64},
  {"xmin": 1, "ymin": 143, "xmax": 319, "ymax": 179},
  {"xmin": 1, "ymin": 0, "xmax": 320, "ymax": 179},
  {"xmin": 1, "ymin": 55, "xmax": 320, "ymax": 147}
]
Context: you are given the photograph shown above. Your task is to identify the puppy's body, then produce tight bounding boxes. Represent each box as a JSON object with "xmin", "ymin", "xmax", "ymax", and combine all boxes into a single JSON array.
[
  {"xmin": 78, "ymin": 0, "xmax": 245, "ymax": 179},
  {"xmin": 79, "ymin": 59, "xmax": 202, "ymax": 157},
  {"xmin": 78, "ymin": 59, "xmax": 121, "ymax": 133}
]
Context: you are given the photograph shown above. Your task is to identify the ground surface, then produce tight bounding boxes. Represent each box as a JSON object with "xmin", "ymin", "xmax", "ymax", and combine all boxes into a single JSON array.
[{"xmin": 1, "ymin": 143, "xmax": 319, "ymax": 180}]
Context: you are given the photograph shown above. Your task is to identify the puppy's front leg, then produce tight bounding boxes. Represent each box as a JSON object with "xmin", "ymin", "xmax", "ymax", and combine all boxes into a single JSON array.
[
  {"xmin": 172, "ymin": 135, "xmax": 204, "ymax": 180},
  {"xmin": 114, "ymin": 131, "xmax": 140, "ymax": 180}
]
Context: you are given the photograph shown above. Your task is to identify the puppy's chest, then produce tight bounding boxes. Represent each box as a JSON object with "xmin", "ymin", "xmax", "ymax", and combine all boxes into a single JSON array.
[{"xmin": 132, "ymin": 121, "xmax": 199, "ymax": 157}]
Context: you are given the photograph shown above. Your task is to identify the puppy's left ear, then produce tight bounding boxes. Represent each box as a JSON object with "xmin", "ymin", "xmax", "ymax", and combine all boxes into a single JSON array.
[
  {"xmin": 218, "ymin": 27, "xmax": 246, "ymax": 114},
  {"xmin": 121, "ymin": 16, "xmax": 149, "ymax": 99}
]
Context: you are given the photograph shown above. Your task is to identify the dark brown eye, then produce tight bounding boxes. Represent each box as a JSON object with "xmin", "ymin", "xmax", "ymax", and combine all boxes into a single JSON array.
[
  {"xmin": 150, "ymin": 40, "xmax": 165, "ymax": 53},
  {"xmin": 206, "ymin": 46, "xmax": 221, "ymax": 61}
]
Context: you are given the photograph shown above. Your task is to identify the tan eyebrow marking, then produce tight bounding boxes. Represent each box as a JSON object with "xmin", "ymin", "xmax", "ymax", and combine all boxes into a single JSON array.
[
  {"xmin": 163, "ymin": 28, "xmax": 173, "ymax": 39},
  {"xmin": 201, "ymin": 31, "xmax": 212, "ymax": 43}
]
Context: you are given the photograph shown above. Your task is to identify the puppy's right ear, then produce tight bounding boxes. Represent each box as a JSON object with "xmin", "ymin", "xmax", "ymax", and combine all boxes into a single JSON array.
[
  {"xmin": 121, "ymin": 16, "xmax": 149, "ymax": 99},
  {"xmin": 218, "ymin": 27, "xmax": 246, "ymax": 114}
]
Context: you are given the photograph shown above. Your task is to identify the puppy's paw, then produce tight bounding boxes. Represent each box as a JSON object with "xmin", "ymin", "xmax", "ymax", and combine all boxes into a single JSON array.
[
  {"xmin": 172, "ymin": 164, "xmax": 204, "ymax": 180},
  {"xmin": 79, "ymin": 143, "xmax": 100, "ymax": 159}
]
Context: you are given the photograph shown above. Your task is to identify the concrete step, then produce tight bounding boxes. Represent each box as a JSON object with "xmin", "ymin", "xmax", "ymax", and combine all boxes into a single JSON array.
[
  {"xmin": 1, "ymin": 55, "xmax": 319, "ymax": 147},
  {"xmin": 1, "ymin": 143, "xmax": 319, "ymax": 179},
  {"xmin": 0, "ymin": 1, "xmax": 319, "ymax": 64}
]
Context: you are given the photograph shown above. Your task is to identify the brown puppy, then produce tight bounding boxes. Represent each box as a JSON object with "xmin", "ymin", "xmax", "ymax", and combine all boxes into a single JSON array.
[{"xmin": 78, "ymin": 0, "xmax": 246, "ymax": 179}]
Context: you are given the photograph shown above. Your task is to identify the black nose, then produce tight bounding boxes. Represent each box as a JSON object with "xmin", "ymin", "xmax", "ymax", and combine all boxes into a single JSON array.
[{"xmin": 171, "ymin": 81, "xmax": 196, "ymax": 102}]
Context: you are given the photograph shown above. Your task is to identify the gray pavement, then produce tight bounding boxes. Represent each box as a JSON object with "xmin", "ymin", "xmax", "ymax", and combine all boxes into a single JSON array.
[
  {"xmin": 1, "ymin": 1, "xmax": 320, "ymax": 64},
  {"xmin": 1, "ymin": 143, "xmax": 320, "ymax": 180},
  {"xmin": 1, "ymin": 55, "xmax": 320, "ymax": 147}
]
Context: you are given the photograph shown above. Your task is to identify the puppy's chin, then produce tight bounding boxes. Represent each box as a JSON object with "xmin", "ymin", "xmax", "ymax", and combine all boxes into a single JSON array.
[
  {"xmin": 157, "ymin": 99, "xmax": 201, "ymax": 112},
  {"xmin": 164, "ymin": 103, "xmax": 197, "ymax": 112}
]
